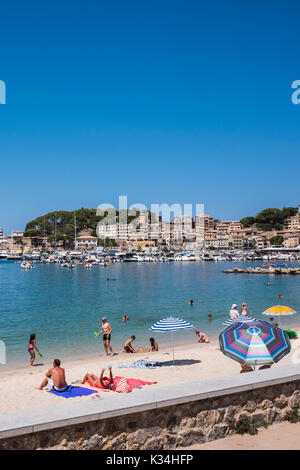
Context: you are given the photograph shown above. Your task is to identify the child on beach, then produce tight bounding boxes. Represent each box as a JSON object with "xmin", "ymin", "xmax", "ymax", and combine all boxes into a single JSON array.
[
  {"xmin": 28, "ymin": 333, "xmax": 41, "ymax": 366},
  {"xmin": 149, "ymin": 337, "xmax": 158, "ymax": 351},
  {"xmin": 195, "ymin": 331, "xmax": 209, "ymax": 343},
  {"xmin": 124, "ymin": 336, "xmax": 136, "ymax": 353}
]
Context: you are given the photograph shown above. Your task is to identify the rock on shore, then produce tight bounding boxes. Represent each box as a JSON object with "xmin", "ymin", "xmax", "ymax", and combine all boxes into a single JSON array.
[{"xmin": 223, "ymin": 267, "xmax": 300, "ymax": 275}]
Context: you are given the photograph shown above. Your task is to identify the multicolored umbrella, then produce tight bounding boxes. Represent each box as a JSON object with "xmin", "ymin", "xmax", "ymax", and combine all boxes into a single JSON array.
[{"xmin": 219, "ymin": 320, "xmax": 291, "ymax": 367}]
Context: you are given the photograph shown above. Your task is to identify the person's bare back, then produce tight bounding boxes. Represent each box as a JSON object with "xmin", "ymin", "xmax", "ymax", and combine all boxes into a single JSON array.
[{"xmin": 49, "ymin": 366, "xmax": 66, "ymax": 389}]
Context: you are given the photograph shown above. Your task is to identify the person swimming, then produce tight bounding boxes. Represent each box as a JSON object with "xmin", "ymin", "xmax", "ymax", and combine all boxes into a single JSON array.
[
  {"xmin": 122, "ymin": 313, "xmax": 129, "ymax": 323},
  {"xmin": 189, "ymin": 300, "xmax": 194, "ymax": 306},
  {"xmin": 208, "ymin": 312, "xmax": 212, "ymax": 320}
]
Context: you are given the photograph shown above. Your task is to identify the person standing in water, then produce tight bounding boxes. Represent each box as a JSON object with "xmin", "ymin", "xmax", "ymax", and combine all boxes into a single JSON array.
[
  {"xmin": 241, "ymin": 302, "xmax": 249, "ymax": 316},
  {"xmin": 96, "ymin": 317, "xmax": 114, "ymax": 356},
  {"xmin": 28, "ymin": 333, "xmax": 41, "ymax": 367},
  {"xmin": 122, "ymin": 313, "xmax": 129, "ymax": 323}
]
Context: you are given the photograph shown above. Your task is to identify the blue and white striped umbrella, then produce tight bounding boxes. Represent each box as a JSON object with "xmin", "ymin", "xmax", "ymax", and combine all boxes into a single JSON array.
[
  {"xmin": 223, "ymin": 315, "xmax": 257, "ymax": 326},
  {"xmin": 151, "ymin": 317, "xmax": 194, "ymax": 332},
  {"xmin": 150, "ymin": 317, "xmax": 194, "ymax": 364}
]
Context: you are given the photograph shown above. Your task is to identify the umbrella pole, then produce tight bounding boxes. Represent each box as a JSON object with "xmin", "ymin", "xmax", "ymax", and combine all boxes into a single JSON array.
[{"xmin": 171, "ymin": 330, "xmax": 175, "ymax": 365}]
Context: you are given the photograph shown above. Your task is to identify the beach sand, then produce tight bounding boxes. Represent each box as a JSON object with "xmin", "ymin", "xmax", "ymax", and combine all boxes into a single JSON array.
[{"xmin": 1, "ymin": 331, "xmax": 300, "ymax": 415}]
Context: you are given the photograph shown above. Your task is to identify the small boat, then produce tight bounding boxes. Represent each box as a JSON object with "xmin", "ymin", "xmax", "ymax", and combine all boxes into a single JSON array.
[{"xmin": 21, "ymin": 261, "xmax": 33, "ymax": 270}]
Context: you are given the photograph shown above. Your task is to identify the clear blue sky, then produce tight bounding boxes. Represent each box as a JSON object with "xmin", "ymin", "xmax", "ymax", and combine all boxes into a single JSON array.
[{"xmin": 0, "ymin": 1, "xmax": 300, "ymax": 233}]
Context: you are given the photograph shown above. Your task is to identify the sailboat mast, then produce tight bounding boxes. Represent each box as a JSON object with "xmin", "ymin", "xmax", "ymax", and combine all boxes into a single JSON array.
[{"xmin": 74, "ymin": 211, "xmax": 77, "ymax": 249}]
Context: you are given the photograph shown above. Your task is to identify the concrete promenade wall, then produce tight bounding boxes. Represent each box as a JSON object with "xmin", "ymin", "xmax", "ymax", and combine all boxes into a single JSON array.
[{"xmin": 1, "ymin": 364, "xmax": 300, "ymax": 450}]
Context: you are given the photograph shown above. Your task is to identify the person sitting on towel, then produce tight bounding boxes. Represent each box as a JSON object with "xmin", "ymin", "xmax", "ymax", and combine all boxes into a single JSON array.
[
  {"xmin": 124, "ymin": 336, "xmax": 136, "ymax": 353},
  {"xmin": 81, "ymin": 366, "xmax": 115, "ymax": 390},
  {"xmin": 37, "ymin": 359, "xmax": 68, "ymax": 392}
]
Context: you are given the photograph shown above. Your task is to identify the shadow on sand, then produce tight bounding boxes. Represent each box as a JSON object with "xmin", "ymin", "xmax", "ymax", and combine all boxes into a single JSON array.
[{"xmin": 160, "ymin": 359, "xmax": 201, "ymax": 367}]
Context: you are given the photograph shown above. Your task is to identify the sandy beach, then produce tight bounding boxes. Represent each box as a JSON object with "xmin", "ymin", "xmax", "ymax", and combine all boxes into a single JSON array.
[{"xmin": 1, "ymin": 331, "xmax": 300, "ymax": 416}]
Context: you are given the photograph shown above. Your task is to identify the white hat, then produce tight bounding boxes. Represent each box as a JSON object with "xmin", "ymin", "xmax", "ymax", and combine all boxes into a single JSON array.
[{"xmin": 232, "ymin": 304, "xmax": 237, "ymax": 309}]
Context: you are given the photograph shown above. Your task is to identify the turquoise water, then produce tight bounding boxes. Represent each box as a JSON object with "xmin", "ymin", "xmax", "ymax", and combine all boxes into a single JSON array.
[{"xmin": 1, "ymin": 260, "xmax": 300, "ymax": 364}]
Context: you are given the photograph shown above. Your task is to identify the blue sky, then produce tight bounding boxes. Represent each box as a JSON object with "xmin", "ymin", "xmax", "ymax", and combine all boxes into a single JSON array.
[{"xmin": 0, "ymin": 1, "xmax": 300, "ymax": 233}]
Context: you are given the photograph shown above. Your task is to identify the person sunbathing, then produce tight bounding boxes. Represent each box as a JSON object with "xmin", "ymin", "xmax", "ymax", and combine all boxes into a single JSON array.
[
  {"xmin": 124, "ymin": 336, "xmax": 136, "ymax": 353},
  {"xmin": 81, "ymin": 366, "xmax": 115, "ymax": 390},
  {"xmin": 81, "ymin": 367, "xmax": 132, "ymax": 393},
  {"xmin": 37, "ymin": 359, "xmax": 68, "ymax": 392}
]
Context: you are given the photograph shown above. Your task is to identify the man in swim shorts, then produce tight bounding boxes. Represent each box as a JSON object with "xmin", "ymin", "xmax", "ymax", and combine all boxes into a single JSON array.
[
  {"xmin": 37, "ymin": 359, "xmax": 68, "ymax": 392},
  {"xmin": 96, "ymin": 317, "xmax": 113, "ymax": 356},
  {"xmin": 124, "ymin": 335, "xmax": 136, "ymax": 353}
]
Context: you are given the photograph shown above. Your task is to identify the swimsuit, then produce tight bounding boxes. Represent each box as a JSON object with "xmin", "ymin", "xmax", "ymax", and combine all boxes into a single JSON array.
[
  {"xmin": 48, "ymin": 378, "xmax": 69, "ymax": 392},
  {"xmin": 28, "ymin": 346, "xmax": 34, "ymax": 352},
  {"xmin": 124, "ymin": 345, "xmax": 133, "ymax": 353},
  {"xmin": 103, "ymin": 334, "xmax": 111, "ymax": 342}
]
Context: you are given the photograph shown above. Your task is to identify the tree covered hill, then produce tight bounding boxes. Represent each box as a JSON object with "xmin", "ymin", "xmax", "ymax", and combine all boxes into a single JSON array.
[
  {"xmin": 240, "ymin": 207, "xmax": 298, "ymax": 231},
  {"xmin": 24, "ymin": 208, "xmax": 151, "ymax": 241}
]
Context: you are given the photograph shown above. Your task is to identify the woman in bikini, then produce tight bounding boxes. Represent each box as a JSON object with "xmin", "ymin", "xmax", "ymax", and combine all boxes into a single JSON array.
[
  {"xmin": 28, "ymin": 333, "xmax": 40, "ymax": 366},
  {"xmin": 81, "ymin": 367, "xmax": 115, "ymax": 390}
]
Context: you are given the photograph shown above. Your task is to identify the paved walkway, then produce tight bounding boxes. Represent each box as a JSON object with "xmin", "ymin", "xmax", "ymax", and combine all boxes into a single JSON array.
[{"xmin": 178, "ymin": 422, "xmax": 300, "ymax": 450}]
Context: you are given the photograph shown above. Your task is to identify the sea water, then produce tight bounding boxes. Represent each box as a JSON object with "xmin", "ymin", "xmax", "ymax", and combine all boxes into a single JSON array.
[{"xmin": 1, "ymin": 260, "xmax": 300, "ymax": 364}]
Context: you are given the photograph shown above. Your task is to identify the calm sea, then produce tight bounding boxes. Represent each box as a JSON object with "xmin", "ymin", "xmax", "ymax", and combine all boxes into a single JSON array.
[{"xmin": 1, "ymin": 260, "xmax": 300, "ymax": 364}]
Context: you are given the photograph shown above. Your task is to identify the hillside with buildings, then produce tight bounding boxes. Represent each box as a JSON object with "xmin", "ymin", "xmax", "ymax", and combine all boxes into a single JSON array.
[{"xmin": 1, "ymin": 205, "xmax": 300, "ymax": 256}]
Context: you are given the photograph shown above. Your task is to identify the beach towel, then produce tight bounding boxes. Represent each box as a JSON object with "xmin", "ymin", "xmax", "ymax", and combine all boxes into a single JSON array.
[
  {"xmin": 83, "ymin": 376, "xmax": 157, "ymax": 392},
  {"xmin": 118, "ymin": 360, "xmax": 160, "ymax": 369},
  {"xmin": 114, "ymin": 376, "xmax": 157, "ymax": 390},
  {"xmin": 48, "ymin": 385, "xmax": 98, "ymax": 398}
]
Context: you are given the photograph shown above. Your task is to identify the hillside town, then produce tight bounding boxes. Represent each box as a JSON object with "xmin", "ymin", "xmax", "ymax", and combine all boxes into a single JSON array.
[{"xmin": 1, "ymin": 206, "xmax": 300, "ymax": 258}]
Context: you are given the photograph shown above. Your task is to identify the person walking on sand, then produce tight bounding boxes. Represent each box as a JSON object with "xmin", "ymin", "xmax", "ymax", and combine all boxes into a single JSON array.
[
  {"xmin": 37, "ymin": 359, "xmax": 68, "ymax": 392},
  {"xmin": 28, "ymin": 333, "xmax": 41, "ymax": 367},
  {"xmin": 96, "ymin": 317, "xmax": 114, "ymax": 356},
  {"xmin": 229, "ymin": 304, "xmax": 239, "ymax": 320},
  {"xmin": 124, "ymin": 336, "xmax": 136, "ymax": 353}
]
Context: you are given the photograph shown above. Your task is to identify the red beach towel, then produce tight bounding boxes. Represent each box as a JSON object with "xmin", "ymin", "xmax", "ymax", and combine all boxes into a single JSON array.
[
  {"xmin": 114, "ymin": 376, "xmax": 157, "ymax": 390},
  {"xmin": 85, "ymin": 376, "xmax": 157, "ymax": 392}
]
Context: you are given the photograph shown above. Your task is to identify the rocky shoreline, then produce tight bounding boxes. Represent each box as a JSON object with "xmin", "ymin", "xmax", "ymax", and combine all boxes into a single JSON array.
[{"xmin": 223, "ymin": 267, "xmax": 300, "ymax": 275}]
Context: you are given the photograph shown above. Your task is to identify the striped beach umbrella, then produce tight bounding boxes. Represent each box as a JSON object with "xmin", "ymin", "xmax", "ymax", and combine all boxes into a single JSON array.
[
  {"xmin": 150, "ymin": 317, "xmax": 194, "ymax": 364},
  {"xmin": 219, "ymin": 320, "xmax": 291, "ymax": 368},
  {"xmin": 222, "ymin": 315, "xmax": 257, "ymax": 326}
]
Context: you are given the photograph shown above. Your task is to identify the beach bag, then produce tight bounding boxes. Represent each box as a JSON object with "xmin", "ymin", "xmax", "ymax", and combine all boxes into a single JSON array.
[
  {"xmin": 285, "ymin": 329, "xmax": 298, "ymax": 339},
  {"xmin": 115, "ymin": 377, "xmax": 132, "ymax": 393}
]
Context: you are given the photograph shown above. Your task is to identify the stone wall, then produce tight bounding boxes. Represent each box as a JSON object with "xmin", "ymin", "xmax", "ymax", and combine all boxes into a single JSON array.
[{"xmin": 1, "ymin": 380, "xmax": 300, "ymax": 450}]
